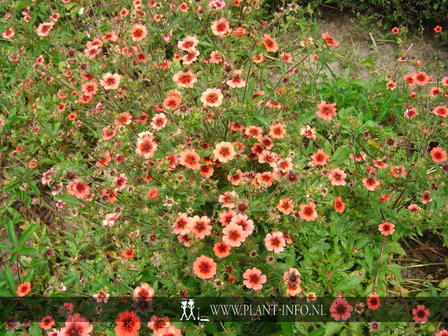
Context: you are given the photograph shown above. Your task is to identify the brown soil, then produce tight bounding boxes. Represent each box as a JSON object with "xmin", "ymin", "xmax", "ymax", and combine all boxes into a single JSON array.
[{"xmin": 316, "ymin": 7, "xmax": 448, "ymax": 79}]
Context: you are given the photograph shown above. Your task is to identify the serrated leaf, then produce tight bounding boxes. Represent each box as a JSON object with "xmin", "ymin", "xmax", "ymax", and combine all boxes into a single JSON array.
[
  {"xmin": 439, "ymin": 277, "xmax": 448, "ymax": 289},
  {"xmin": 386, "ymin": 242, "xmax": 405, "ymax": 256},
  {"xmin": 280, "ymin": 322, "xmax": 294, "ymax": 336},
  {"xmin": 324, "ymin": 322, "xmax": 343, "ymax": 336},
  {"xmin": 309, "ymin": 328, "xmax": 325, "ymax": 336},
  {"xmin": 331, "ymin": 145, "xmax": 351, "ymax": 165},
  {"xmin": 30, "ymin": 322, "xmax": 43, "ymax": 336},
  {"xmin": 337, "ymin": 273, "xmax": 364, "ymax": 292}
]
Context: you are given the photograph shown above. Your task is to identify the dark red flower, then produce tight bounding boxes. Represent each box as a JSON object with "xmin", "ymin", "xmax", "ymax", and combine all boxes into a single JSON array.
[
  {"xmin": 367, "ymin": 295, "xmax": 380, "ymax": 310},
  {"xmin": 412, "ymin": 305, "xmax": 430, "ymax": 323},
  {"xmin": 115, "ymin": 311, "xmax": 141, "ymax": 336},
  {"xmin": 330, "ymin": 297, "xmax": 353, "ymax": 321}
]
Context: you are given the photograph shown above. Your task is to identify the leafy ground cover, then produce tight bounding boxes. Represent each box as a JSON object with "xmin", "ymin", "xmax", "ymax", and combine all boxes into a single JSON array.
[{"xmin": 0, "ymin": 1, "xmax": 447, "ymax": 335}]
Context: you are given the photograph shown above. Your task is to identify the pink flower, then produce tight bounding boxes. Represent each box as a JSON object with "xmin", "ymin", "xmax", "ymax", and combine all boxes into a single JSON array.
[
  {"xmin": 100, "ymin": 73, "xmax": 122, "ymax": 90},
  {"xmin": 243, "ymin": 268, "xmax": 266, "ymax": 290}
]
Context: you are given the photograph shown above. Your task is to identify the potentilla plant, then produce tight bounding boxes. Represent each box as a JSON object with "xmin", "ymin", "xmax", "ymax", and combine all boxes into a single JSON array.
[{"xmin": 0, "ymin": 0, "xmax": 447, "ymax": 335}]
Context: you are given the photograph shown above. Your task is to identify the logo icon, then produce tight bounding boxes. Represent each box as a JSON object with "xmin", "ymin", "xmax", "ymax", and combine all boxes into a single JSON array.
[{"xmin": 180, "ymin": 299, "xmax": 209, "ymax": 321}]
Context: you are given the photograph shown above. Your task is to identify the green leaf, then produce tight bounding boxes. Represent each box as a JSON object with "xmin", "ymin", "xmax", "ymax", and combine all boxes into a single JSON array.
[
  {"xmin": 360, "ymin": 58, "xmax": 375, "ymax": 67},
  {"xmin": 280, "ymin": 322, "xmax": 294, "ymax": 336},
  {"xmin": 19, "ymin": 223, "xmax": 39, "ymax": 247},
  {"xmin": 30, "ymin": 322, "xmax": 43, "ymax": 336},
  {"xmin": 439, "ymin": 277, "xmax": 448, "ymax": 289},
  {"xmin": 0, "ymin": 288, "xmax": 12, "ymax": 297},
  {"xmin": 331, "ymin": 145, "xmax": 351, "ymax": 165},
  {"xmin": 6, "ymin": 219, "xmax": 18, "ymax": 248},
  {"xmin": 337, "ymin": 272, "xmax": 364, "ymax": 291},
  {"xmin": 27, "ymin": 182, "xmax": 41, "ymax": 195},
  {"xmin": 385, "ymin": 242, "xmax": 405, "ymax": 256},
  {"xmin": 324, "ymin": 322, "xmax": 343, "ymax": 336},
  {"xmin": 3, "ymin": 179, "xmax": 21, "ymax": 192},
  {"xmin": 7, "ymin": 207, "xmax": 22, "ymax": 223},
  {"xmin": 55, "ymin": 195, "xmax": 81, "ymax": 205},
  {"xmin": 18, "ymin": 247, "xmax": 38, "ymax": 255},
  {"xmin": 0, "ymin": 243, "xmax": 14, "ymax": 253},
  {"xmin": 3, "ymin": 266, "xmax": 16, "ymax": 295},
  {"xmin": 309, "ymin": 328, "xmax": 325, "ymax": 336},
  {"xmin": 254, "ymin": 114, "xmax": 271, "ymax": 126}
]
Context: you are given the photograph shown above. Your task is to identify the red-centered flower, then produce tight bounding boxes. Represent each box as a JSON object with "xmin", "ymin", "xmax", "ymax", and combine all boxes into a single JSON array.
[
  {"xmin": 328, "ymin": 168, "xmax": 347, "ymax": 186},
  {"xmin": 153, "ymin": 326, "xmax": 182, "ymax": 336},
  {"xmin": 322, "ymin": 32, "xmax": 339, "ymax": 47},
  {"xmin": 362, "ymin": 176, "xmax": 381, "ymax": 191},
  {"xmin": 17, "ymin": 282, "xmax": 31, "ymax": 297},
  {"xmin": 316, "ymin": 101, "xmax": 337, "ymax": 121},
  {"xmin": 132, "ymin": 283, "xmax": 155, "ymax": 301},
  {"xmin": 262, "ymin": 34, "xmax": 278, "ymax": 53},
  {"xmin": 432, "ymin": 105, "xmax": 448, "ymax": 118},
  {"xmin": 223, "ymin": 223, "xmax": 248, "ymax": 247},
  {"xmin": 147, "ymin": 316, "xmax": 171, "ymax": 331},
  {"xmin": 200, "ymin": 88, "xmax": 223, "ymax": 108},
  {"xmin": 179, "ymin": 149, "xmax": 201, "ymax": 170},
  {"xmin": 243, "ymin": 267, "xmax": 267, "ymax": 291},
  {"xmin": 434, "ymin": 25, "xmax": 443, "ymax": 33},
  {"xmin": 277, "ymin": 197, "xmax": 294, "ymax": 215},
  {"xmin": 298, "ymin": 202, "xmax": 318, "ymax": 221},
  {"xmin": 211, "ymin": 17, "xmax": 230, "ymax": 37},
  {"xmin": 330, "ymin": 297, "xmax": 353, "ymax": 321},
  {"xmin": 414, "ymin": 71, "xmax": 430, "ymax": 86},
  {"xmin": 172, "ymin": 213, "xmax": 191, "ymax": 235},
  {"xmin": 265, "ymin": 231, "xmax": 286, "ymax": 254},
  {"xmin": 213, "ymin": 241, "xmax": 232, "ymax": 258},
  {"xmin": 412, "ymin": 305, "xmax": 430, "ymax": 323},
  {"xmin": 177, "ymin": 36, "xmax": 199, "ymax": 52},
  {"xmin": 367, "ymin": 295, "xmax": 380, "ymax": 310},
  {"xmin": 430, "ymin": 147, "xmax": 447, "ymax": 163},
  {"xmin": 39, "ymin": 316, "xmax": 55, "ymax": 330},
  {"xmin": 115, "ymin": 311, "xmax": 141, "ymax": 336},
  {"xmin": 378, "ymin": 221, "xmax": 395, "ymax": 236},
  {"xmin": 122, "ymin": 248, "xmax": 135, "ymax": 259},
  {"xmin": 135, "ymin": 136, "xmax": 157, "ymax": 159},
  {"xmin": 60, "ymin": 315, "xmax": 93, "ymax": 336},
  {"xmin": 213, "ymin": 142, "xmax": 236, "ymax": 163},
  {"xmin": 36, "ymin": 22, "xmax": 54, "ymax": 36},
  {"xmin": 172, "ymin": 69, "xmax": 197, "ymax": 88},
  {"xmin": 334, "ymin": 196, "xmax": 345, "ymax": 213},
  {"xmin": 131, "ymin": 23, "xmax": 148, "ymax": 42},
  {"xmin": 193, "ymin": 255, "xmax": 217, "ymax": 280},
  {"xmin": 438, "ymin": 329, "xmax": 448, "ymax": 336},
  {"xmin": 100, "ymin": 73, "xmax": 122, "ymax": 90},
  {"xmin": 311, "ymin": 149, "xmax": 329, "ymax": 166},
  {"xmin": 189, "ymin": 215, "xmax": 212, "ymax": 239},
  {"xmin": 147, "ymin": 188, "xmax": 159, "ymax": 199}
]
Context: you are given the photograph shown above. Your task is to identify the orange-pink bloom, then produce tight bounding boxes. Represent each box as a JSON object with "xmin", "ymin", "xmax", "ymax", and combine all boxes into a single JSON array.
[
  {"xmin": 193, "ymin": 255, "xmax": 217, "ymax": 280},
  {"xmin": 265, "ymin": 231, "xmax": 286, "ymax": 253},
  {"xmin": 243, "ymin": 268, "xmax": 266, "ymax": 290},
  {"xmin": 179, "ymin": 149, "xmax": 201, "ymax": 170},
  {"xmin": 213, "ymin": 142, "xmax": 236, "ymax": 163},
  {"xmin": 316, "ymin": 100, "xmax": 337, "ymax": 121},
  {"xmin": 100, "ymin": 73, "xmax": 122, "ymax": 90},
  {"xmin": 201, "ymin": 88, "xmax": 223, "ymax": 108}
]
